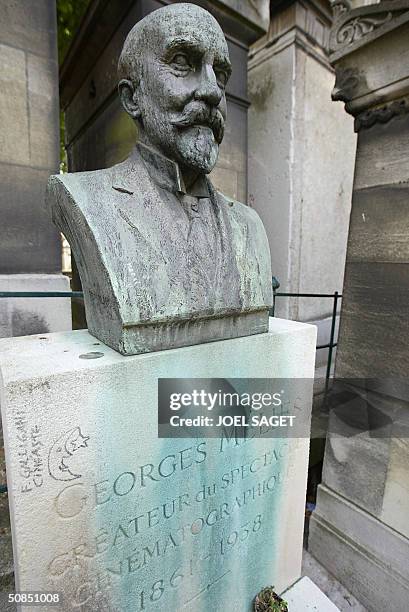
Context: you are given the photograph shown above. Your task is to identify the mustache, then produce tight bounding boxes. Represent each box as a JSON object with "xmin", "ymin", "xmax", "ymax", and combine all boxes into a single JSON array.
[{"xmin": 170, "ymin": 102, "xmax": 225, "ymax": 144}]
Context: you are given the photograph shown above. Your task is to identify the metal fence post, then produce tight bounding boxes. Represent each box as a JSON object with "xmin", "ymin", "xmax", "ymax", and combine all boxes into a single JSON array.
[
  {"xmin": 325, "ymin": 291, "xmax": 339, "ymax": 394},
  {"xmin": 271, "ymin": 276, "xmax": 280, "ymax": 316}
]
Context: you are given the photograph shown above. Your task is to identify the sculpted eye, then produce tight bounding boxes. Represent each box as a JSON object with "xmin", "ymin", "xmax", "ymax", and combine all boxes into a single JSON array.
[
  {"xmin": 215, "ymin": 70, "xmax": 228, "ymax": 88},
  {"xmin": 172, "ymin": 53, "xmax": 190, "ymax": 68}
]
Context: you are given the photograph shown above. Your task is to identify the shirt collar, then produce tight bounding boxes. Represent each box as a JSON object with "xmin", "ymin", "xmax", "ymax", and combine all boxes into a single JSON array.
[{"xmin": 134, "ymin": 142, "xmax": 210, "ymax": 198}]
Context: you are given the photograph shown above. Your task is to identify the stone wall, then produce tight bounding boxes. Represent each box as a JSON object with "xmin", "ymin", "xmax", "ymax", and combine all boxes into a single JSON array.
[
  {"xmin": 248, "ymin": 0, "xmax": 357, "ymax": 328},
  {"xmin": 0, "ymin": 1, "xmax": 72, "ymax": 596},
  {"xmin": 309, "ymin": 2, "xmax": 409, "ymax": 609},
  {"xmin": 0, "ymin": 0, "xmax": 71, "ymax": 339},
  {"xmin": 0, "ymin": 0, "xmax": 61, "ymax": 276}
]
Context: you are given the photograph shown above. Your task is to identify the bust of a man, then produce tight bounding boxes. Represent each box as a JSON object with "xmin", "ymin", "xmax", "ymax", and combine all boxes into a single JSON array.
[{"xmin": 47, "ymin": 3, "xmax": 272, "ymax": 355}]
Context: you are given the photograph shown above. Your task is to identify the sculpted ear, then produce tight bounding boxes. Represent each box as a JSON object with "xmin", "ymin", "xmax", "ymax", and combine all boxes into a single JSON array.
[{"xmin": 118, "ymin": 79, "xmax": 141, "ymax": 120}]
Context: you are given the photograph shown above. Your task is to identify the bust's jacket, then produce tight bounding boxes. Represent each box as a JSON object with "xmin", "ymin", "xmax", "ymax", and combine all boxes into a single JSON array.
[{"xmin": 46, "ymin": 144, "xmax": 272, "ymax": 354}]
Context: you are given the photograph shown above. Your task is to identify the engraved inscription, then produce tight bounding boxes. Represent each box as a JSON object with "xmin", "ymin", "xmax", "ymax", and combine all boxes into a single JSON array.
[
  {"xmin": 48, "ymin": 427, "xmax": 90, "ymax": 482},
  {"xmin": 45, "ymin": 438, "xmax": 295, "ymax": 610},
  {"xmin": 13, "ymin": 409, "xmax": 44, "ymax": 493}
]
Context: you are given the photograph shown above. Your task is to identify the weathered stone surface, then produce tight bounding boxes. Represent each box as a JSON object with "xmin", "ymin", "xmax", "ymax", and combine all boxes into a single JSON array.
[
  {"xmin": 0, "ymin": 165, "xmax": 61, "ymax": 275},
  {"xmin": 0, "ymin": 0, "xmax": 57, "ymax": 59},
  {"xmin": 336, "ymin": 262, "xmax": 409, "ymax": 379},
  {"xmin": 48, "ymin": 4, "xmax": 272, "ymax": 355},
  {"xmin": 330, "ymin": 5, "xmax": 409, "ymax": 114},
  {"xmin": 248, "ymin": 2, "xmax": 356, "ymax": 322},
  {"xmin": 309, "ymin": 486, "xmax": 409, "ymax": 611},
  {"xmin": 302, "ymin": 549, "xmax": 367, "ymax": 611},
  {"xmin": 0, "ymin": 319, "xmax": 316, "ymax": 611},
  {"xmin": 218, "ymin": 0, "xmax": 269, "ymax": 33},
  {"xmin": 381, "ymin": 436, "xmax": 409, "ymax": 538},
  {"xmin": 0, "ymin": 0, "xmax": 64, "ymax": 307},
  {"xmin": 310, "ymin": 4, "xmax": 409, "ymax": 610},
  {"xmin": 354, "ymin": 114, "xmax": 409, "ymax": 190},
  {"xmin": 0, "ymin": 274, "xmax": 72, "ymax": 339},
  {"xmin": 27, "ymin": 53, "xmax": 59, "ymax": 170},
  {"xmin": 347, "ymin": 184, "xmax": 409, "ymax": 263},
  {"xmin": 322, "ymin": 421, "xmax": 390, "ymax": 517},
  {"xmin": 0, "ymin": 44, "xmax": 29, "ymax": 166},
  {"xmin": 282, "ymin": 576, "xmax": 340, "ymax": 611}
]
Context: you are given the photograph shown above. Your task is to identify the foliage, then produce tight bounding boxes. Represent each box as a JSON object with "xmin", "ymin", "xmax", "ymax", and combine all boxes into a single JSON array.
[
  {"xmin": 59, "ymin": 111, "xmax": 67, "ymax": 173},
  {"xmin": 254, "ymin": 587, "xmax": 289, "ymax": 612},
  {"xmin": 56, "ymin": 0, "xmax": 90, "ymax": 171},
  {"xmin": 56, "ymin": 0, "xmax": 91, "ymax": 64}
]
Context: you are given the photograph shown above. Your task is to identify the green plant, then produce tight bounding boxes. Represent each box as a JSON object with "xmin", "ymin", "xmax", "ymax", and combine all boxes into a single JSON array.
[
  {"xmin": 56, "ymin": 0, "xmax": 91, "ymax": 171},
  {"xmin": 57, "ymin": 0, "xmax": 91, "ymax": 63},
  {"xmin": 254, "ymin": 586, "xmax": 289, "ymax": 612}
]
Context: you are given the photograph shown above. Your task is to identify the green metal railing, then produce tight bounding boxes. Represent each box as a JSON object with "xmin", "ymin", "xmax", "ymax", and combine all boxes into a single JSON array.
[
  {"xmin": 0, "ymin": 281, "xmax": 341, "ymax": 382},
  {"xmin": 271, "ymin": 277, "xmax": 341, "ymax": 390},
  {"xmin": 0, "ymin": 282, "xmax": 342, "ymax": 496},
  {"xmin": 0, "ymin": 291, "xmax": 84, "ymax": 298}
]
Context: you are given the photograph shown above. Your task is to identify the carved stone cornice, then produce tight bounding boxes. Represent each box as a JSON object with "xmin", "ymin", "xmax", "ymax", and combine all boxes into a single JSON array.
[
  {"xmin": 329, "ymin": 1, "xmax": 409, "ymax": 62},
  {"xmin": 250, "ymin": 0, "xmax": 333, "ymax": 69},
  {"xmin": 354, "ymin": 96, "xmax": 409, "ymax": 131},
  {"xmin": 329, "ymin": 0, "xmax": 409, "ymax": 126},
  {"xmin": 331, "ymin": 66, "xmax": 361, "ymax": 103},
  {"xmin": 331, "ymin": 0, "xmax": 351, "ymax": 20}
]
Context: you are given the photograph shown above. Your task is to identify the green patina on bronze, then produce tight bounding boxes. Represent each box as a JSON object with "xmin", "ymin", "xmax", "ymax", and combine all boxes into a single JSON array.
[{"xmin": 47, "ymin": 3, "xmax": 272, "ymax": 355}]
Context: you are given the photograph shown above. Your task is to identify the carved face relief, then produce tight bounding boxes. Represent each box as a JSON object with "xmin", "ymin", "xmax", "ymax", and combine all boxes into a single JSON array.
[{"xmin": 119, "ymin": 5, "xmax": 231, "ymax": 174}]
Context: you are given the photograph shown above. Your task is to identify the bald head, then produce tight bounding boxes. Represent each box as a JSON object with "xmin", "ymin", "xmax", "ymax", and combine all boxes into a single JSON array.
[
  {"xmin": 118, "ymin": 3, "xmax": 229, "ymax": 83},
  {"xmin": 118, "ymin": 3, "xmax": 231, "ymax": 174}
]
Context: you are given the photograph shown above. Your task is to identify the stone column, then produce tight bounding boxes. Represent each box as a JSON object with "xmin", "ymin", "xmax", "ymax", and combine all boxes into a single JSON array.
[
  {"xmin": 309, "ymin": 2, "xmax": 409, "ymax": 609},
  {"xmin": 0, "ymin": 0, "xmax": 71, "ymax": 338},
  {"xmin": 248, "ymin": 0, "xmax": 356, "ymax": 371}
]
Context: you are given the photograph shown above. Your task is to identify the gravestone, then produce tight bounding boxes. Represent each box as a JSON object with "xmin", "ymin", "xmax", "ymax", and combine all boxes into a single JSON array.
[
  {"xmin": 1, "ymin": 4, "xmax": 317, "ymax": 611},
  {"xmin": 0, "ymin": 320, "xmax": 316, "ymax": 611}
]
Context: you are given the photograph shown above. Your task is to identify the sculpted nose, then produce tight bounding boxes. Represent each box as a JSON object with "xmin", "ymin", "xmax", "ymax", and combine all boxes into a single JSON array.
[{"xmin": 194, "ymin": 64, "xmax": 222, "ymax": 106}]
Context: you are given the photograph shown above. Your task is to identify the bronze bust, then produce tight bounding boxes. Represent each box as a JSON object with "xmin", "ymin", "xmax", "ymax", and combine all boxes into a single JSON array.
[{"xmin": 47, "ymin": 3, "xmax": 272, "ymax": 355}]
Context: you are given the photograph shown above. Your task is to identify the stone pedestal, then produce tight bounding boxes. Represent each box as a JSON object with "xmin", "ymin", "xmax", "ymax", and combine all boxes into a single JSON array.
[
  {"xmin": 283, "ymin": 576, "xmax": 340, "ymax": 611},
  {"xmin": 309, "ymin": 2, "xmax": 409, "ymax": 610},
  {"xmin": 0, "ymin": 0, "xmax": 71, "ymax": 337},
  {"xmin": 0, "ymin": 318, "xmax": 316, "ymax": 611}
]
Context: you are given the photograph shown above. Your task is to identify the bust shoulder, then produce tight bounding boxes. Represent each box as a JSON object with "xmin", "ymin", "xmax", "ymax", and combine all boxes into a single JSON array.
[
  {"xmin": 47, "ymin": 162, "xmax": 126, "ymax": 199},
  {"xmin": 46, "ymin": 158, "xmax": 141, "ymax": 225},
  {"xmin": 216, "ymin": 190, "xmax": 266, "ymax": 230}
]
